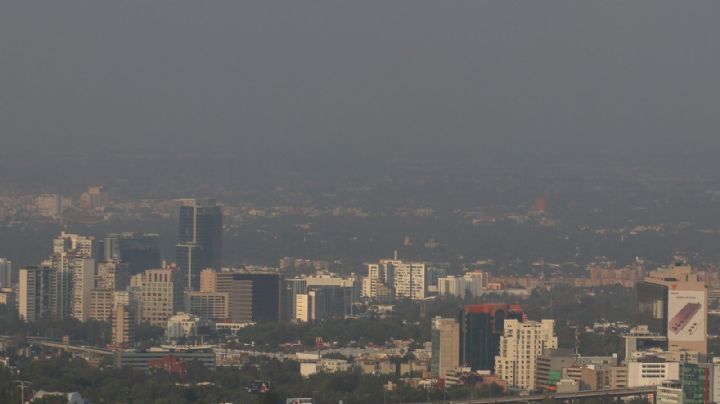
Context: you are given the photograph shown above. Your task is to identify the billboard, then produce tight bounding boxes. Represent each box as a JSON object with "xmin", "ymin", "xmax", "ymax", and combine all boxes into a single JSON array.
[{"xmin": 667, "ymin": 290, "xmax": 706, "ymax": 342}]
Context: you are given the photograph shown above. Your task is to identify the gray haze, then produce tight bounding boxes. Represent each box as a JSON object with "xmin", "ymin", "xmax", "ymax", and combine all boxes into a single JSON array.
[{"xmin": 1, "ymin": 1, "xmax": 719, "ymax": 170}]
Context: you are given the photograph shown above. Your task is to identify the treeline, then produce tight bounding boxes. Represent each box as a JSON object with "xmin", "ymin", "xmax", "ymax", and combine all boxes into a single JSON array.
[{"xmin": 0, "ymin": 353, "xmax": 501, "ymax": 404}]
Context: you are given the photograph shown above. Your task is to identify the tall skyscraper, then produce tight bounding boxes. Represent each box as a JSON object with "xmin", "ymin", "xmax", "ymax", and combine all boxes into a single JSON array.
[
  {"xmin": 175, "ymin": 199, "xmax": 223, "ymax": 291},
  {"xmin": 460, "ymin": 304, "xmax": 525, "ymax": 371},
  {"xmin": 0, "ymin": 258, "xmax": 11, "ymax": 289},
  {"xmin": 431, "ymin": 317, "xmax": 460, "ymax": 378},
  {"xmin": 18, "ymin": 266, "xmax": 57, "ymax": 322},
  {"xmin": 69, "ymin": 258, "xmax": 95, "ymax": 322},
  {"xmin": 51, "ymin": 233, "xmax": 97, "ymax": 321},
  {"xmin": 494, "ymin": 319, "xmax": 557, "ymax": 391},
  {"xmin": 104, "ymin": 233, "xmax": 160, "ymax": 276}
]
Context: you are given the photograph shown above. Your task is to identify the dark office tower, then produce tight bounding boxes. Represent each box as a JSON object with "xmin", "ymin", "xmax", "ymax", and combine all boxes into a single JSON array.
[
  {"xmin": 460, "ymin": 304, "xmax": 524, "ymax": 372},
  {"xmin": 105, "ymin": 233, "xmax": 161, "ymax": 276},
  {"xmin": 232, "ymin": 272, "xmax": 281, "ymax": 323},
  {"xmin": 175, "ymin": 199, "xmax": 223, "ymax": 290},
  {"xmin": 636, "ymin": 281, "xmax": 669, "ymax": 336},
  {"xmin": 309, "ymin": 285, "xmax": 347, "ymax": 321}
]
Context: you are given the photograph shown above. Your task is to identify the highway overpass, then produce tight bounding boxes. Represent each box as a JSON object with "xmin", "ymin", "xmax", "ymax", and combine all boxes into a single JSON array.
[{"xmin": 404, "ymin": 386, "xmax": 657, "ymax": 404}]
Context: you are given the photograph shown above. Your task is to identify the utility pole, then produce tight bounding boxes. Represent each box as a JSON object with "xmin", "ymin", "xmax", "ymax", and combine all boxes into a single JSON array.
[{"xmin": 14, "ymin": 380, "xmax": 31, "ymax": 404}]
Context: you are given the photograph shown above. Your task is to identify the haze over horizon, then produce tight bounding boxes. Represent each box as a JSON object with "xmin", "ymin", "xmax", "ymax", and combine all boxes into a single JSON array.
[{"xmin": 2, "ymin": 1, "xmax": 720, "ymax": 182}]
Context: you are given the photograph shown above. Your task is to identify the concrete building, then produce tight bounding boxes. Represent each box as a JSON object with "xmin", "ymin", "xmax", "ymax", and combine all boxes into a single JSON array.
[
  {"xmin": 166, "ymin": 312, "xmax": 206, "ymax": 340},
  {"xmin": 96, "ymin": 261, "xmax": 120, "ymax": 292},
  {"xmin": 18, "ymin": 266, "xmax": 57, "ymax": 322},
  {"xmin": 112, "ymin": 304, "xmax": 135, "ymax": 347},
  {"xmin": 555, "ymin": 379, "xmax": 580, "ymax": 394},
  {"xmin": 51, "ymin": 233, "xmax": 98, "ymax": 321},
  {"xmin": 463, "ymin": 271, "xmax": 488, "ymax": 296},
  {"xmin": 438, "ymin": 276, "xmax": 466, "ymax": 299},
  {"xmin": 623, "ymin": 325, "xmax": 668, "ymax": 361},
  {"xmin": 69, "ymin": 258, "xmax": 95, "ymax": 322},
  {"xmin": 186, "ymin": 292, "xmax": 229, "ymax": 321},
  {"xmin": 535, "ymin": 348, "xmax": 577, "ymax": 390},
  {"xmin": 394, "ymin": 260, "xmax": 426, "ymax": 300},
  {"xmin": 365, "ymin": 259, "xmax": 426, "ymax": 301},
  {"xmin": 89, "ymin": 290, "xmax": 115, "ymax": 322},
  {"xmin": 431, "ymin": 317, "xmax": 460, "ymax": 378},
  {"xmin": 657, "ymin": 379, "xmax": 683, "ymax": 404},
  {"xmin": 609, "ymin": 366, "xmax": 628, "ymax": 389},
  {"xmin": 135, "ymin": 268, "xmax": 177, "ymax": 327},
  {"xmin": 627, "ymin": 356, "xmax": 680, "ymax": 387},
  {"xmin": 495, "ymin": 319, "xmax": 558, "ymax": 392}
]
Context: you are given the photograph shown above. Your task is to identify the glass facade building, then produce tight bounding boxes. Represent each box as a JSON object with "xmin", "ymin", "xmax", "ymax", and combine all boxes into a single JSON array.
[
  {"xmin": 460, "ymin": 304, "xmax": 524, "ymax": 371},
  {"xmin": 636, "ymin": 281, "xmax": 668, "ymax": 336}
]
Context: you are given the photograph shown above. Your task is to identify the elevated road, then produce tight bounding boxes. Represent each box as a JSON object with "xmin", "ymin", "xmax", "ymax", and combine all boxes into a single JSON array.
[
  {"xmin": 0, "ymin": 335, "xmax": 112, "ymax": 356},
  {"xmin": 405, "ymin": 386, "xmax": 656, "ymax": 404}
]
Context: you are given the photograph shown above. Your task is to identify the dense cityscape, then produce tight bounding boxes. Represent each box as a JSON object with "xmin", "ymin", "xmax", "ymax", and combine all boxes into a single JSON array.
[
  {"xmin": 3, "ymin": 1, "xmax": 720, "ymax": 403},
  {"xmin": 0, "ymin": 186, "xmax": 718, "ymax": 403}
]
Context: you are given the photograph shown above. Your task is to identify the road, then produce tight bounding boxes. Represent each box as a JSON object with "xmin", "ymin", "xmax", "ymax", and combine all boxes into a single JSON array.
[{"xmin": 404, "ymin": 386, "xmax": 656, "ymax": 404}]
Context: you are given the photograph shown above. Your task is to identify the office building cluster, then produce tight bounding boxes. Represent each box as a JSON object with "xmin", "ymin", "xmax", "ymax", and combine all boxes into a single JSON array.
[
  {"xmin": 362, "ymin": 257, "xmax": 488, "ymax": 302},
  {"xmin": 11, "ymin": 198, "xmax": 368, "ymax": 350},
  {"xmin": 429, "ymin": 262, "xmax": 714, "ymax": 400},
  {"xmin": 17, "ymin": 231, "xmax": 161, "ymax": 347},
  {"xmin": 431, "ymin": 303, "xmax": 557, "ymax": 392}
]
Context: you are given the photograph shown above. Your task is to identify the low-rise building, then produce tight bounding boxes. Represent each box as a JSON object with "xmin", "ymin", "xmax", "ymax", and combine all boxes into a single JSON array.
[
  {"xmin": 657, "ymin": 380, "xmax": 683, "ymax": 404},
  {"xmin": 627, "ymin": 356, "xmax": 680, "ymax": 387}
]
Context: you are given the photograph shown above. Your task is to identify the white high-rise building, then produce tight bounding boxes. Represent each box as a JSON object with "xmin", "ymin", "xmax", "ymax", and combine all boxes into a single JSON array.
[
  {"xmin": 463, "ymin": 271, "xmax": 488, "ymax": 296},
  {"xmin": 53, "ymin": 232, "xmax": 96, "ymax": 257},
  {"xmin": 70, "ymin": 258, "xmax": 95, "ymax": 322},
  {"xmin": 0, "ymin": 258, "xmax": 11, "ymax": 288},
  {"xmin": 495, "ymin": 319, "xmax": 558, "ymax": 391},
  {"xmin": 51, "ymin": 233, "xmax": 97, "ymax": 321},
  {"xmin": 438, "ymin": 276, "xmax": 466, "ymax": 298},
  {"xmin": 365, "ymin": 259, "xmax": 426, "ymax": 300},
  {"xmin": 394, "ymin": 261, "xmax": 426, "ymax": 300}
]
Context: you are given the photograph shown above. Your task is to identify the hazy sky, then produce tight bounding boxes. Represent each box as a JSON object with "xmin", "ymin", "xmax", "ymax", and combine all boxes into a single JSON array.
[{"xmin": 1, "ymin": 1, "xmax": 719, "ymax": 166}]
